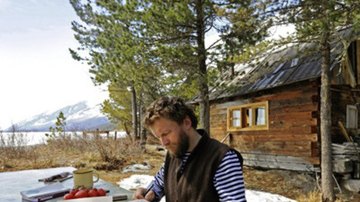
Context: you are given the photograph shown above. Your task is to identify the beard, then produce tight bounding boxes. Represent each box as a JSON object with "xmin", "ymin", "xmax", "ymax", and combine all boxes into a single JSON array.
[{"xmin": 170, "ymin": 129, "xmax": 189, "ymax": 158}]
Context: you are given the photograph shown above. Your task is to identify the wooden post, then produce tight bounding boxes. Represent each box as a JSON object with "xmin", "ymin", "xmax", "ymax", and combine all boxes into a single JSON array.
[{"xmin": 338, "ymin": 121, "xmax": 351, "ymax": 142}]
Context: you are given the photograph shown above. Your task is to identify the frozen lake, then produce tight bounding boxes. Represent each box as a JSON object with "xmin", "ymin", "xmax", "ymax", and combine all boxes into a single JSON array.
[{"xmin": 0, "ymin": 131, "xmax": 126, "ymax": 146}]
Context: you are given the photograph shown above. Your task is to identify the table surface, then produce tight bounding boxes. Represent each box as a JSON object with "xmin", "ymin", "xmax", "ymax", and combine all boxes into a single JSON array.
[{"xmin": 0, "ymin": 167, "xmax": 134, "ymax": 202}]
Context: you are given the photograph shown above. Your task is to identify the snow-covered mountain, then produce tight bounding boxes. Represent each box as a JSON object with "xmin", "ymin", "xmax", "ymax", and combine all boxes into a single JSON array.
[{"xmin": 9, "ymin": 101, "xmax": 113, "ymax": 132}]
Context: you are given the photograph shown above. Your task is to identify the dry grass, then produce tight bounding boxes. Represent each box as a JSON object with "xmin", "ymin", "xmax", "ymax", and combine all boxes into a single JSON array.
[
  {"xmin": 0, "ymin": 132, "xmax": 163, "ymax": 181},
  {"xmin": 1, "ymin": 132, "xmax": 360, "ymax": 201}
]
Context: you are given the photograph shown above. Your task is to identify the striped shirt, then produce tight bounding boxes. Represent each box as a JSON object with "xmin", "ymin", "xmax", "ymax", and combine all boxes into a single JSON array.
[{"xmin": 149, "ymin": 150, "xmax": 246, "ymax": 202}]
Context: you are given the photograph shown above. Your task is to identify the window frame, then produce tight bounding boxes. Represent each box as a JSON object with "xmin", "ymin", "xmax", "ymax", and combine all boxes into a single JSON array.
[
  {"xmin": 227, "ymin": 101, "xmax": 269, "ymax": 131},
  {"xmin": 346, "ymin": 105, "xmax": 358, "ymax": 129}
]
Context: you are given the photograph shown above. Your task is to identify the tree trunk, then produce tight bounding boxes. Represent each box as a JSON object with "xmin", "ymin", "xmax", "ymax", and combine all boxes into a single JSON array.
[
  {"xmin": 320, "ymin": 8, "xmax": 335, "ymax": 201},
  {"xmin": 131, "ymin": 83, "xmax": 138, "ymax": 141},
  {"xmin": 139, "ymin": 92, "xmax": 146, "ymax": 146},
  {"xmin": 195, "ymin": 0, "xmax": 210, "ymax": 134}
]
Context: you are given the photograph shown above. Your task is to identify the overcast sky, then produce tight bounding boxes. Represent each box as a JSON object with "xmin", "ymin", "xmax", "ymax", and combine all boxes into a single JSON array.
[{"xmin": 0, "ymin": 0, "xmax": 108, "ymax": 129}]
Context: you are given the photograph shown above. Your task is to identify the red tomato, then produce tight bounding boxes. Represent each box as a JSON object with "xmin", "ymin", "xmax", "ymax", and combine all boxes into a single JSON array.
[
  {"xmin": 63, "ymin": 193, "xmax": 75, "ymax": 200},
  {"xmin": 74, "ymin": 190, "xmax": 89, "ymax": 198},
  {"xmin": 69, "ymin": 189, "xmax": 78, "ymax": 196},
  {"xmin": 88, "ymin": 189, "xmax": 99, "ymax": 197},
  {"xmin": 96, "ymin": 188, "xmax": 106, "ymax": 196}
]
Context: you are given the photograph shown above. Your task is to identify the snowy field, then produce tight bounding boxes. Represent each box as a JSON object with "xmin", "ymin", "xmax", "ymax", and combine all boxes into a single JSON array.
[{"xmin": 118, "ymin": 174, "xmax": 296, "ymax": 202}]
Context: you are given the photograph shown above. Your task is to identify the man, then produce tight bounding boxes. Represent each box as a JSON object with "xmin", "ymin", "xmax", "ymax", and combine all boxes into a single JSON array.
[{"xmin": 134, "ymin": 96, "xmax": 246, "ymax": 202}]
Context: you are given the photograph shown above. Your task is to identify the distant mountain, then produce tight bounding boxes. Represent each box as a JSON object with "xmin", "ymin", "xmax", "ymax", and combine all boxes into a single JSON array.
[{"xmin": 9, "ymin": 101, "xmax": 114, "ymax": 132}]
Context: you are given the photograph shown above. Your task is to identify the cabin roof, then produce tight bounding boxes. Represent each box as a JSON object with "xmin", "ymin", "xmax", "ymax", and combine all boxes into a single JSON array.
[{"xmin": 207, "ymin": 27, "xmax": 357, "ymax": 101}]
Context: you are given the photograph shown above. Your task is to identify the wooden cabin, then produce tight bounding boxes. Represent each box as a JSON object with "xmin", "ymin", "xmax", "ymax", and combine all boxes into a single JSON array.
[{"xmin": 207, "ymin": 27, "xmax": 360, "ymax": 171}]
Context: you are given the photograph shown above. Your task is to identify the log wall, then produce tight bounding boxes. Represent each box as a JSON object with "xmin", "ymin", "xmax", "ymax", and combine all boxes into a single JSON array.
[{"xmin": 210, "ymin": 80, "xmax": 320, "ymax": 171}]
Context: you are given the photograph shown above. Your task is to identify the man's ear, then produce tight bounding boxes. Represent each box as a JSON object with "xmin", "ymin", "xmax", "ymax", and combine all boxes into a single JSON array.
[{"xmin": 183, "ymin": 116, "xmax": 192, "ymax": 129}]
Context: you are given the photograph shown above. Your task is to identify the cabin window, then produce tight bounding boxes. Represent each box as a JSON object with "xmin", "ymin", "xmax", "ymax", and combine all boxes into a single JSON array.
[
  {"xmin": 346, "ymin": 105, "xmax": 358, "ymax": 129},
  {"xmin": 227, "ymin": 101, "xmax": 269, "ymax": 131}
]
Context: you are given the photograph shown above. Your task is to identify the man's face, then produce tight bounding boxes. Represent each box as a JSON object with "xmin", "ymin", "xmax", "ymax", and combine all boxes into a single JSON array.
[{"xmin": 149, "ymin": 117, "xmax": 189, "ymax": 157}]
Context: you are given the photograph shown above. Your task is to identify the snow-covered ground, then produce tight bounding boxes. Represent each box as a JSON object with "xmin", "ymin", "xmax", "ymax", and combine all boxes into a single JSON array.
[{"xmin": 117, "ymin": 174, "xmax": 296, "ymax": 202}]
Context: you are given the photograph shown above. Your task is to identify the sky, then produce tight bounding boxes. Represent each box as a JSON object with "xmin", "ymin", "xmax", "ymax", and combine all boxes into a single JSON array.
[{"xmin": 0, "ymin": 0, "xmax": 108, "ymax": 129}]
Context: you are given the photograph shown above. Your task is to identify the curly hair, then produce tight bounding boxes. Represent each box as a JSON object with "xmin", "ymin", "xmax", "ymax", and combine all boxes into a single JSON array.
[{"xmin": 143, "ymin": 96, "xmax": 198, "ymax": 129}]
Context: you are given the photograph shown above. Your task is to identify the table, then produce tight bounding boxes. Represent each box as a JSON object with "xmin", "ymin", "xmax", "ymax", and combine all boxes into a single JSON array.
[{"xmin": 0, "ymin": 167, "xmax": 134, "ymax": 202}]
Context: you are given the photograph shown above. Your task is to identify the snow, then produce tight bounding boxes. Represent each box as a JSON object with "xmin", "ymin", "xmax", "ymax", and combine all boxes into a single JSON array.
[
  {"xmin": 117, "ymin": 175, "xmax": 154, "ymax": 191},
  {"xmin": 33, "ymin": 118, "xmax": 55, "ymax": 126},
  {"xmin": 66, "ymin": 103, "xmax": 102, "ymax": 121},
  {"xmin": 117, "ymin": 174, "xmax": 296, "ymax": 202},
  {"xmin": 246, "ymin": 190, "xmax": 296, "ymax": 202},
  {"xmin": 122, "ymin": 163, "xmax": 152, "ymax": 173}
]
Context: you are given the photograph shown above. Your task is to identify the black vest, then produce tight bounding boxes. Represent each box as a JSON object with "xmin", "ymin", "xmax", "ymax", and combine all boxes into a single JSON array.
[{"xmin": 163, "ymin": 130, "xmax": 243, "ymax": 202}]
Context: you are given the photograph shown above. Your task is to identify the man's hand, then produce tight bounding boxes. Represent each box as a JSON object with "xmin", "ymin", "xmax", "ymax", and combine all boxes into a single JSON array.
[{"xmin": 133, "ymin": 187, "xmax": 156, "ymax": 201}]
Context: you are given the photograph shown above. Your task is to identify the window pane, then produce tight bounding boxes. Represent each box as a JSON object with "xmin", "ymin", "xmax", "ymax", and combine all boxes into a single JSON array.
[
  {"xmin": 232, "ymin": 119, "xmax": 241, "ymax": 127},
  {"xmin": 255, "ymin": 107, "xmax": 266, "ymax": 125},
  {"xmin": 346, "ymin": 105, "xmax": 358, "ymax": 129},
  {"xmin": 232, "ymin": 110, "xmax": 241, "ymax": 127},
  {"xmin": 232, "ymin": 110, "xmax": 240, "ymax": 118}
]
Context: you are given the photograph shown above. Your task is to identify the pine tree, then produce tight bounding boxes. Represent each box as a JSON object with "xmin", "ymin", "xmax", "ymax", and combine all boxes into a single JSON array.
[
  {"xmin": 69, "ymin": 0, "xmax": 165, "ymax": 139},
  {"xmin": 48, "ymin": 111, "xmax": 67, "ymax": 138},
  {"xmin": 101, "ymin": 83, "xmax": 133, "ymax": 139},
  {"xmin": 69, "ymin": 0, "xmax": 269, "ymax": 135},
  {"xmin": 137, "ymin": 0, "xmax": 269, "ymax": 133}
]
